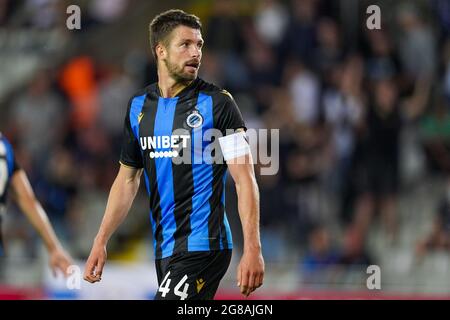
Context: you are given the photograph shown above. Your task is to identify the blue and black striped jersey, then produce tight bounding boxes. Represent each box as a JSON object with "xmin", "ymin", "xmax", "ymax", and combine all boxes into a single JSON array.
[
  {"xmin": 120, "ymin": 78, "xmax": 246, "ymax": 259},
  {"xmin": 0, "ymin": 133, "xmax": 20, "ymax": 256},
  {"xmin": 0, "ymin": 133, "xmax": 19, "ymax": 207}
]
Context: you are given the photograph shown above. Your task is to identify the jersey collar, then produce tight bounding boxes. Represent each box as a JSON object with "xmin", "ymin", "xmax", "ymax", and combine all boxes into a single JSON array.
[{"xmin": 155, "ymin": 77, "xmax": 200, "ymax": 99}]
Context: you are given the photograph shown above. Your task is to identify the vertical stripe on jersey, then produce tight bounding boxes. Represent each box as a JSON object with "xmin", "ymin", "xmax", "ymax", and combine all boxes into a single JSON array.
[
  {"xmin": 143, "ymin": 171, "xmax": 156, "ymax": 253},
  {"xmin": 129, "ymin": 95, "xmax": 146, "ymax": 139},
  {"xmin": 0, "ymin": 141, "xmax": 9, "ymax": 203},
  {"xmin": 209, "ymin": 163, "xmax": 225, "ymax": 250},
  {"xmin": 2, "ymin": 139, "xmax": 14, "ymax": 177},
  {"xmin": 154, "ymin": 97, "xmax": 178, "ymax": 258},
  {"xmin": 171, "ymin": 105, "xmax": 194, "ymax": 254},
  {"xmin": 189, "ymin": 93, "xmax": 214, "ymax": 251},
  {"xmin": 129, "ymin": 94, "xmax": 157, "ymax": 253},
  {"xmin": 222, "ymin": 172, "xmax": 233, "ymax": 249},
  {"xmin": 142, "ymin": 96, "xmax": 165, "ymax": 259}
]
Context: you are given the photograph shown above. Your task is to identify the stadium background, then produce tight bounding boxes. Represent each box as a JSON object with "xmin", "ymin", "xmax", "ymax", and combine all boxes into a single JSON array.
[{"xmin": 1, "ymin": 0, "xmax": 450, "ymax": 299}]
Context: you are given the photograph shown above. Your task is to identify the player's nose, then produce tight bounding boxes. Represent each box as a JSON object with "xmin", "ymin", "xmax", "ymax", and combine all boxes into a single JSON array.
[{"xmin": 190, "ymin": 46, "xmax": 201, "ymax": 59}]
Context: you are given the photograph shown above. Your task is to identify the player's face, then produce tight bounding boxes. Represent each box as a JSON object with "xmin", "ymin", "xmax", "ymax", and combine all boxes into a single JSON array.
[{"xmin": 163, "ymin": 25, "xmax": 203, "ymax": 82}]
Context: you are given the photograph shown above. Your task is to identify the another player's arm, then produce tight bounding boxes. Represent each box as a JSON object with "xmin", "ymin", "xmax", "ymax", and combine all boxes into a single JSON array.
[
  {"xmin": 84, "ymin": 164, "xmax": 142, "ymax": 283},
  {"xmin": 227, "ymin": 144, "xmax": 265, "ymax": 298},
  {"xmin": 9, "ymin": 170, "xmax": 73, "ymax": 277}
]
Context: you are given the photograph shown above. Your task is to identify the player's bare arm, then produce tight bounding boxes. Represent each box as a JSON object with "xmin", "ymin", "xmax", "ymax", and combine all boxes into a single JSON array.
[
  {"xmin": 84, "ymin": 164, "xmax": 142, "ymax": 283},
  {"xmin": 227, "ymin": 152, "xmax": 265, "ymax": 298},
  {"xmin": 10, "ymin": 170, "xmax": 73, "ymax": 277}
]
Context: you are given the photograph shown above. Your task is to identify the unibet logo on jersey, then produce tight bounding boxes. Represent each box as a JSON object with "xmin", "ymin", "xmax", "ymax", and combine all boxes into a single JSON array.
[{"xmin": 140, "ymin": 135, "xmax": 190, "ymax": 159}]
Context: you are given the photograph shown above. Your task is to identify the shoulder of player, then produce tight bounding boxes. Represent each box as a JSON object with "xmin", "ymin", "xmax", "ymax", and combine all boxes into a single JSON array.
[
  {"xmin": 134, "ymin": 84, "xmax": 156, "ymax": 99},
  {"xmin": 197, "ymin": 79, "xmax": 235, "ymax": 105},
  {"xmin": 0, "ymin": 133, "xmax": 10, "ymax": 146},
  {"xmin": 125, "ymin": 84, "xmax": 157, "ymax": 109},
  {"xmin": 0, "ymin": 134, "xmax": 14, "ymax": 157}
]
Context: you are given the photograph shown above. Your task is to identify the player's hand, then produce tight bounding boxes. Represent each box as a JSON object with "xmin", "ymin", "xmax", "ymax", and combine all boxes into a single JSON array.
[
  {"xmin": 49, "ymin": 247, "xmax": 73, "ymax": 278},
  {"xmin": 84, "ymin": 241, "xmax": 107, "ymax": 283},
  {"xmin": 237, "ymin": 248, "xmax": 265, "ymax": 298}
]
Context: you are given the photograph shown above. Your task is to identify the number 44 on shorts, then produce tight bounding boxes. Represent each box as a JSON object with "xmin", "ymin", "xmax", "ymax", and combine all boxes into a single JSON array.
[{"xmin": 158, "ymin": 271, "xmax": 190, "ymax": 300}]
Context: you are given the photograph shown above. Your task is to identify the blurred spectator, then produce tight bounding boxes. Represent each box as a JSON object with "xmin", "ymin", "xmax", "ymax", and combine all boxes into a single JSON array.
[
  {"xmin": 420, "ymin": 96, "xmax": 450, "ymax": 174},
  {"xmin": 352, "ymin": 79, "xmax": 401, "ymax": 240},
  {"xmin": 338, "ymin": 225, "xmax": 373, "ymax": 267},
  {"xmin": 313, "ymin": 17, "xmax": 344, "ymax": 76},
  {"xmin": 444, "ymin": 40, "xmax": 450, "ymax": 103},
  {"xmin": 416, "ymin": 179, "xmax": 450, "ymax": 260},
  {"xmin": 25, "ymin": 0, "xmax": 63, "ymax": 30},
  {"xmin": 396, "ymin": 4, "xmax": 437, "ymax": 82},
  {"xmin": 243, "ymin": 21, "xmax": 278, "ymax": 88},
  {"xmin": 205, "ymin": 0, "xmax": 248, "ymax": 91},
  {"xmin": 284, "ymin": 122, "xmax": 329, "ymax": 240},
  {"xmin": 0, "ymin": 0, "xmax": 8, "ymax": 26},
  {"xmin": 88, "ymin": 0, "xmax": 129, "ymax": 24},
  {"xmin": 302, "ymin": 225, "xmax": 339, "ymax": 273},
  {"xmin": 34, "ymin": 147, "xmax": 78, "ymax": 239},
  {"xmin": 199, "ymin": 50, "xmax": 224, "ymax": 88},
  {"xmin": 0, "ymin": 0, "xmax": 20, "ymax": 26},
  {"xmin": 254, "ymin": 0, "xmax": 288, "ymax": 47},
  {"xmin": 432, "ymin": 0, "xmax": 450, "ymax": 40},
  {"xmin": 323, "ymin": 55, "xmax": 364, "ymax": 195},
  {"xmin": 59, "ymin": 56, "xmax": 99, "ymax": 130},
  {"xmin": 286, "ymin": 59, "xmax": 320, "ymax": 125},
  {"xmin": 205, "ymin": 0, "xmax": 243, "ymax": 54},
  {"xmin": 96, "ymin": 63, "xmax": 138, "ymax": 148},
  {"xmin": 279, "ymin": 0, "xmax": 318, "ymax": 66},
  {"xmin": 364, "ymin": 30, "xmax": 401, "ymax": 82},
  {"xmin": 10, "ymin": 69, "xmax": 66, "ymax": 166}
]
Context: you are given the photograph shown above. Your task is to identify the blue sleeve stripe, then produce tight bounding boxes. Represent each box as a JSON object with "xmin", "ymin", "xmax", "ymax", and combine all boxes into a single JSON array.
[
  {"xmin": 129, "ymin": 94, "xmax": 147, "ymax": 140},
  {"xmin": 3, "ymin": 138, "xmax": 15, "ymax": 177}
]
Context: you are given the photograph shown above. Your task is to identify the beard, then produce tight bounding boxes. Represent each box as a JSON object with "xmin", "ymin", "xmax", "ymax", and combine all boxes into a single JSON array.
[{"xmin": 163, "ymin": 56, "xmax": 199, "ymax": 82}]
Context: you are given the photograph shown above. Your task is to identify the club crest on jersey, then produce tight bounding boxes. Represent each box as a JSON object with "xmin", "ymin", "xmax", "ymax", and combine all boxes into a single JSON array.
[{"xmin": 186, "ymin": 110, "xmax": 203, "ymax": 129}]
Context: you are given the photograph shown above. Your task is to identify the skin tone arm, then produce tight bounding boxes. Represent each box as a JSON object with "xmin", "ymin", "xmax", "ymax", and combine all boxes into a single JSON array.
[
  {"xmin": 84, "ymin": 165, "xmax": 142, "ymax": 283},
  {"xmin": 9, "ymin": 170, "xmax": 73, "ymax": 277},
  {"xmin": 227, "ymin": 153, "xmax": 265, "ymax": 298}
]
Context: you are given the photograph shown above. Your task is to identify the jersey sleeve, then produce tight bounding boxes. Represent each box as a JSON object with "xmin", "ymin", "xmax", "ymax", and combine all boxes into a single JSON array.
[
  {"xmin": 119, "ymin": 101, "xmax": 143, "ymax": 168},
  {"xmin": 215, "ymin": 90, "xmax": 246, "ymax": 136},
  {"xmin": 2, "ymin": 137, "xmax": 20, "ymax": 176}
]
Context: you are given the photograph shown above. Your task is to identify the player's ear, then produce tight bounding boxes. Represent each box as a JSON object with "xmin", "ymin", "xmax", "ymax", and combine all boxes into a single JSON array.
[{"xmin": 156, "ymin": 43, "xmax": 166, "ymax": 60}]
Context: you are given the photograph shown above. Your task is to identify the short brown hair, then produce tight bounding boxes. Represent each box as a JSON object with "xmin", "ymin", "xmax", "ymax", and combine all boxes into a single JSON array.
[{"xmin": 149, "ymin": 9, "xmax": 202, "ymax": 60}]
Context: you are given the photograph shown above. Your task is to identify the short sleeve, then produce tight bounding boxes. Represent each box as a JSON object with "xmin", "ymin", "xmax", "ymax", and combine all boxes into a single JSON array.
[
  {"xmin": 1, "ymin": 136, "xmax": 20, "ymax": 177},
  {"xmin": 215, "ymin": 90, "xmax": 246, "ymax": 135},
  {"xmin": 119, "ymin": 102, "xmax": 143, "ymax": 168}
]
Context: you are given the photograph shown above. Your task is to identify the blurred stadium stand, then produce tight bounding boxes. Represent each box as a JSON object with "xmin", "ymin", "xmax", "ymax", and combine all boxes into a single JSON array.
[{"xmin": 1, "ymin": 0, "xmax": 450, "ymax": 299}]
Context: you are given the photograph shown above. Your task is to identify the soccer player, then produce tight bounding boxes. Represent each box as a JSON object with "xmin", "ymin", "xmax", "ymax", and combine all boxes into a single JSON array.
[
  {"xmin": 83, "ymin": 9, "xmax": 264, "ymax": 299},
  {"xmin": 0, "ymin": 132, "xmax": 73, "ymax": 277}
]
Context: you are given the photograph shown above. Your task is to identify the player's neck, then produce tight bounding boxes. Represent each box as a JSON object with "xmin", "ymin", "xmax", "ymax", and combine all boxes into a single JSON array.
[{"xmin": 157, "ymin": 71, "xmax": 192, "ymax": 98}]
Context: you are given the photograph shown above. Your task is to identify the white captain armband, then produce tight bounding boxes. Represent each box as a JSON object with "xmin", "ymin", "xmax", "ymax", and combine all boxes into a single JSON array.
[{"xmin": 218, "ymin": 131, "xmax": 251, "ymax": 161}]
